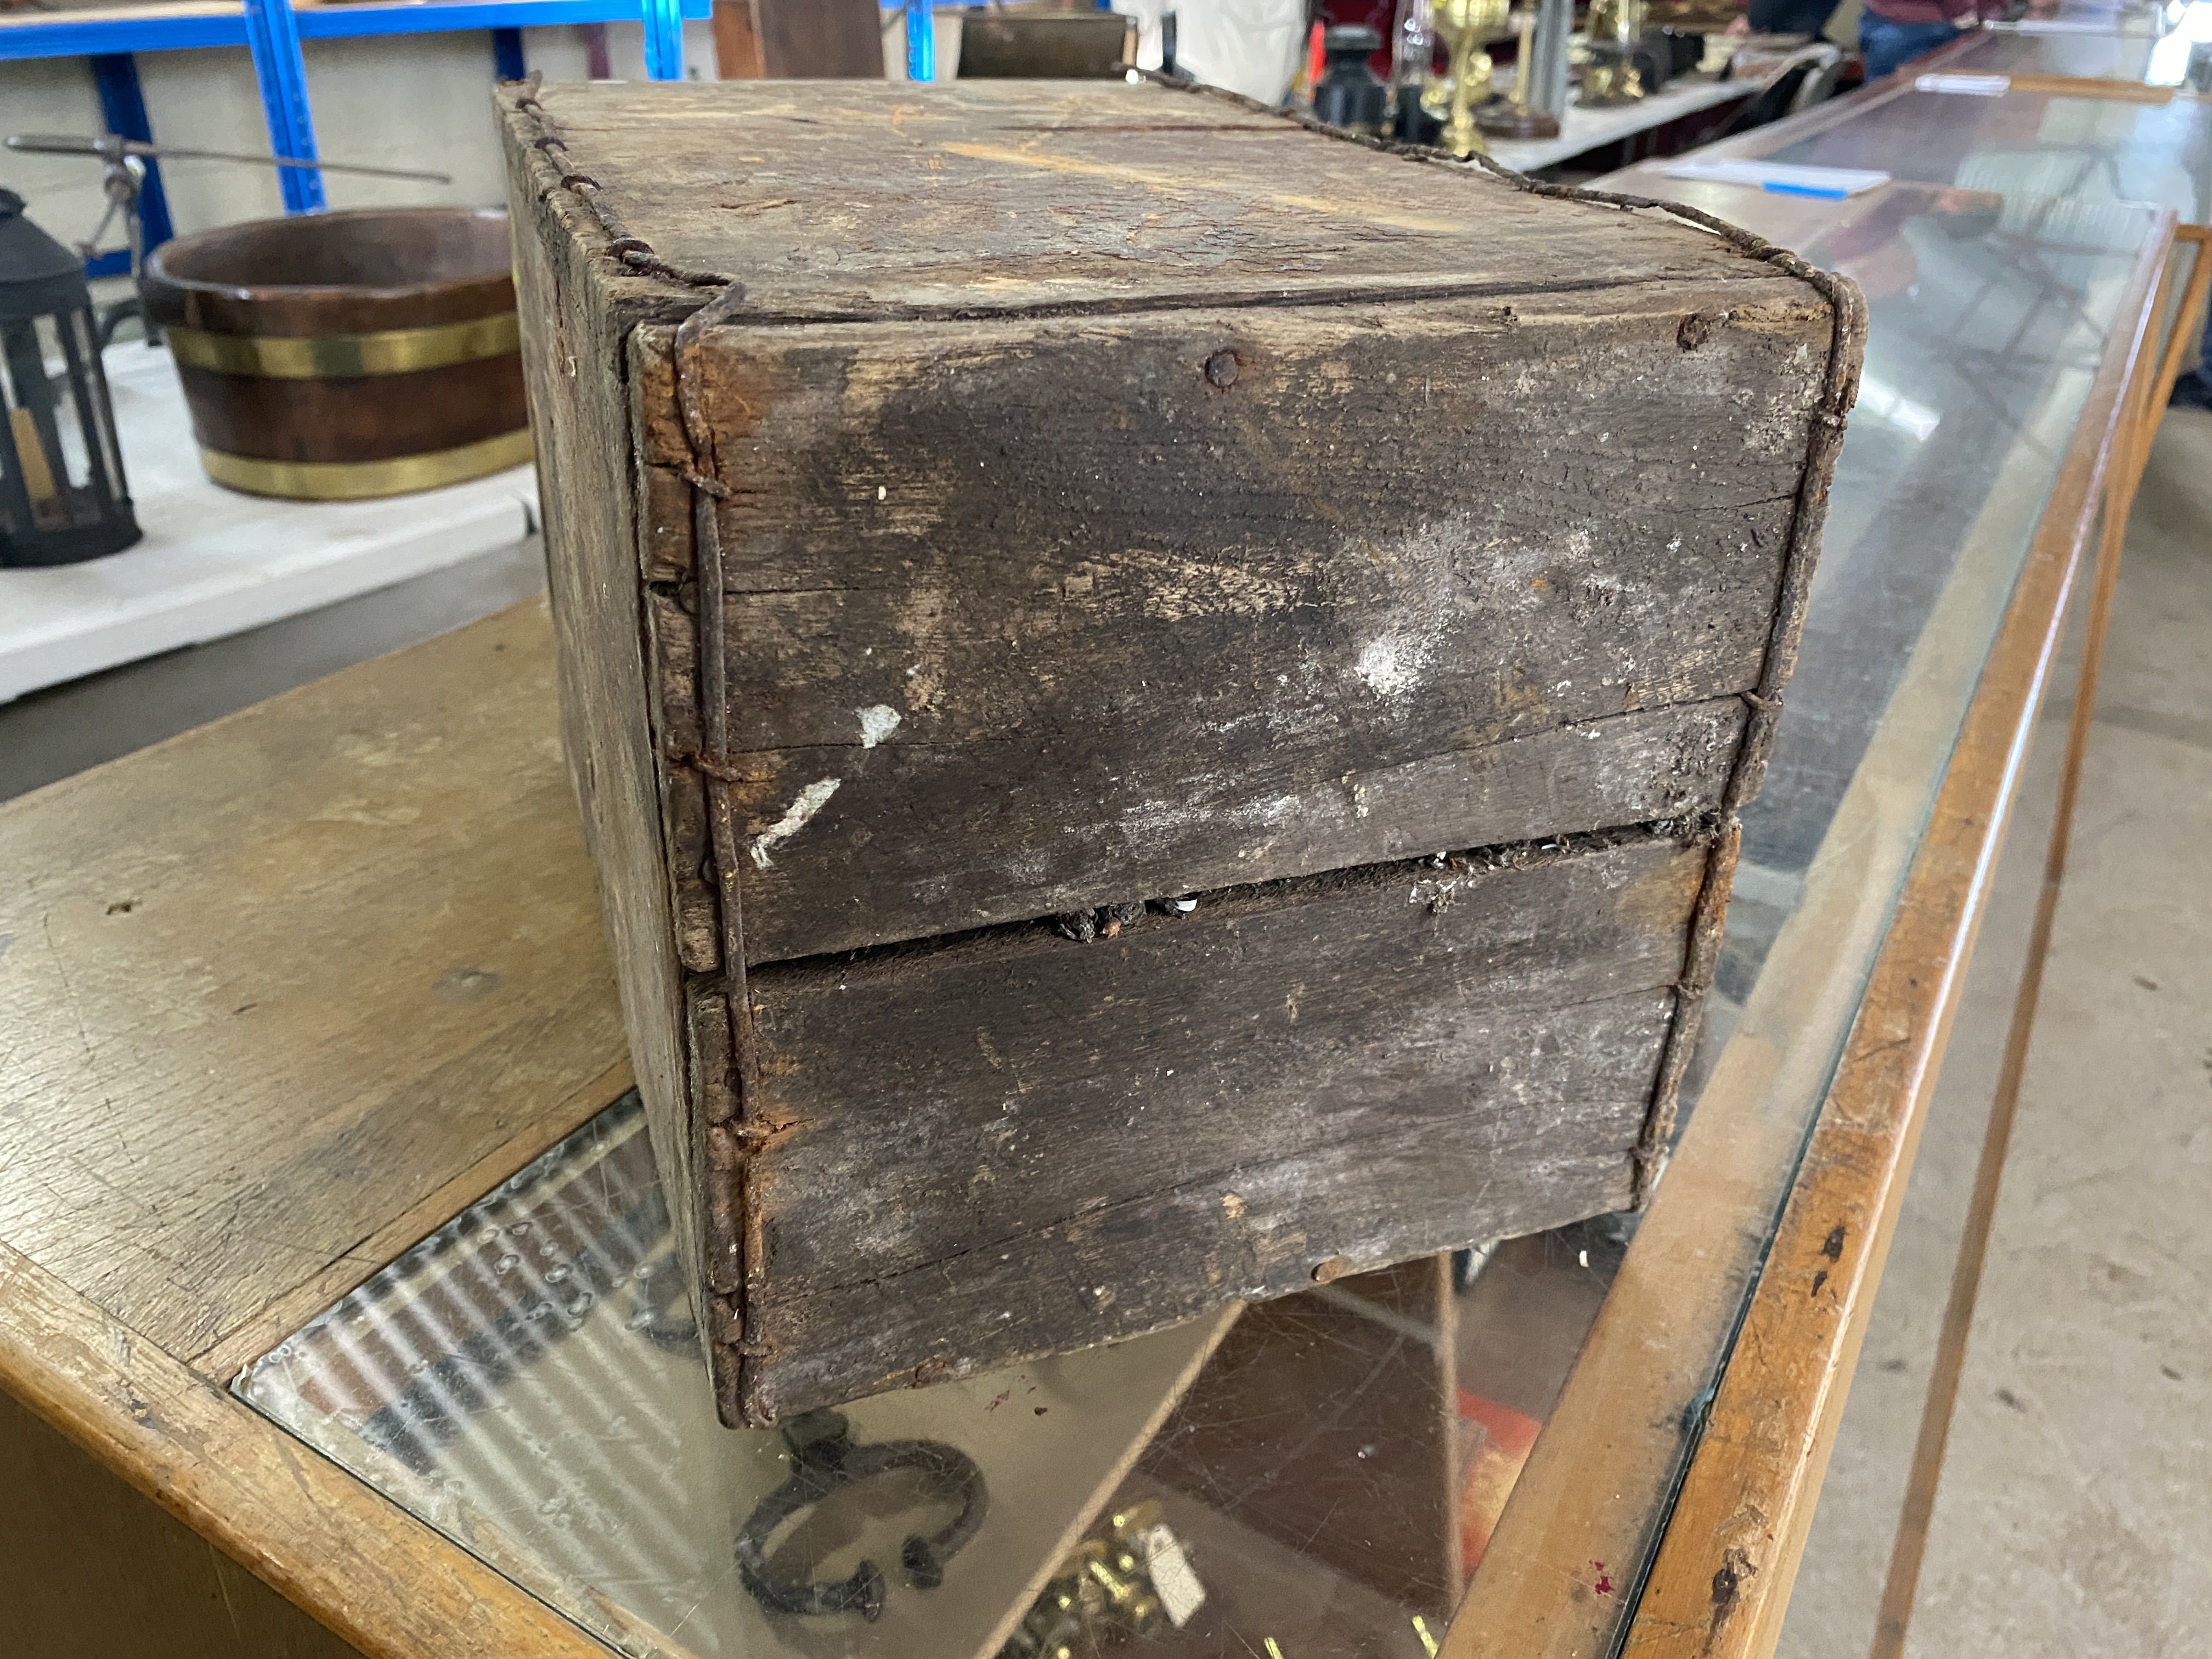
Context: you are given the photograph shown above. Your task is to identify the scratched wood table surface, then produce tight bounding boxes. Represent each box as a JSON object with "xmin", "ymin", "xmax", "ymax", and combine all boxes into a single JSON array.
[
  {"xmin": 0, "ymin": 353, "xmax": 2158, "ymax": 1659},
  {"xmin": 0, "ymin": 600, "xmax": 636, "ymax": 1658},
  {"xmin": 0, "ymin": 79, "xmax": 2198, "ymax": 1659}
]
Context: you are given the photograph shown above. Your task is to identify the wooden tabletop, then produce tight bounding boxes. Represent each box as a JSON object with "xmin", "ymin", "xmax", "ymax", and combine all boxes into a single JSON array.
[
  {"xmin": 0, "ymin": 62, "xmax": 2196, "ymax": 1659},
  {"xmin": 0, "ymin": 599, "xmax": 634, "ymax": 1657}
]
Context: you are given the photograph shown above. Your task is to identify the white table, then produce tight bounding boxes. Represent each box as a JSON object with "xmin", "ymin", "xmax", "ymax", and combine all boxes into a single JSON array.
[
  {"xmin": 1488, "ymin": 74, "xmax": 1757, "ymax": 173},
  {"xmin": 0, "ymin": 341, "xmax": 538, "ymax": 702}
]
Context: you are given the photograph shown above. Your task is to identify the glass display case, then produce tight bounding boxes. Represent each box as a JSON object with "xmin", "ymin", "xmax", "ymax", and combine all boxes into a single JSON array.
[{"xmin": 233, "ymin": 156, "xmax": 2170, "ymax": 1659}]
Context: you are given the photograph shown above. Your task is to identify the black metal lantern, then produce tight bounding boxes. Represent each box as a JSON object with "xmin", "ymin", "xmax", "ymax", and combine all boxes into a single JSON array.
[{"xmin": 1, "ymin": 187, "xmax": 139, "ymax": 566}]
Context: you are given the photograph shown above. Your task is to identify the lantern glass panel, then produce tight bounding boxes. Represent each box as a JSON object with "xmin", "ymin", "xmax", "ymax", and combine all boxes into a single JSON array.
[{"xmin": 0, "ymin": 189, "xmax": 140, "ymax": 567}]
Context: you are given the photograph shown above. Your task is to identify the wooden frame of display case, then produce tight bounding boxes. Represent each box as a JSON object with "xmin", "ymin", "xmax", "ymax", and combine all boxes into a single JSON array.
[
  {"xmin": 1446, "ymin": 210, "xmax": 2207, "ymax": 1659},
  {"xmin": 1, "ymin": 114, "xmax": 2203, "ymax": 1659}
]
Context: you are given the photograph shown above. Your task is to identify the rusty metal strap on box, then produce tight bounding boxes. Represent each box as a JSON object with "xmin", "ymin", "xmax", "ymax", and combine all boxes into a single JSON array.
[{"xmin": 501, "ymin": 70, "xmax": 1866, "ymax": 1366}]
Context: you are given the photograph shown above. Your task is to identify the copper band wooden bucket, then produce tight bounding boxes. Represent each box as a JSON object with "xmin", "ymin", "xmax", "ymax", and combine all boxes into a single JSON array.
[{"xmin": 140, "ymin": 207, "xmax": 530, "ymax": 501}]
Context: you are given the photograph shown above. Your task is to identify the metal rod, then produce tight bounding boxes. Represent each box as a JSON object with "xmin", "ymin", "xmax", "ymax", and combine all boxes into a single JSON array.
[
  {"xmin": 89, "ymin": 55, "xmax": 173, "ymax": 250},
  {"xmin": 1529, "ymin": 0, "xmax": 1571, "ymax": 116},
  {"xmin": 5, "ymin": 132, "xmax": 450, "ymax": 184},
  {"xmin": 639, "ymin": 0, "xmax": 684, "ymax": 79}
]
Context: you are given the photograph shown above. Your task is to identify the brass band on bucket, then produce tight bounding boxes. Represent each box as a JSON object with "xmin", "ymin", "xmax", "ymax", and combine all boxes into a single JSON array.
[
  {"xmin": 166, "ymin": 312, "xmax": 521, "ymax": 380},
  {"xmin": 198, "ymin": 427, "xmax": 534, "ymax": 501}
]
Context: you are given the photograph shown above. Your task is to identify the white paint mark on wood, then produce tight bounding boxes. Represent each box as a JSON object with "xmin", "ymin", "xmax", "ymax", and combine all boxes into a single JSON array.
[
  {"xmin": 856, "ymin": 704, "xmax": 902, "ymax": 747},
  {"xmin": 749, "ymin": 778, "xmax": 841, "ymax": 868},
  {"xmin": 1356, "ymin": 635, "xmax": 1421, "ymax": 698}
]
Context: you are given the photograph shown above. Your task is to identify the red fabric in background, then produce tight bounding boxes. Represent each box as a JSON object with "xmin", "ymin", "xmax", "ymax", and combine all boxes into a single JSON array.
[{"xmin": 1456, "ymin": 1388, "xmax": 1543, "ymax": 1575}]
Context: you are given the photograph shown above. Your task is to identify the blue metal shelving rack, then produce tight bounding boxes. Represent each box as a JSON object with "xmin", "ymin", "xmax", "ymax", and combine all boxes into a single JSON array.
[{"xmin": 1, "ymin": 0, "xmax": 707, "ymax": 254}]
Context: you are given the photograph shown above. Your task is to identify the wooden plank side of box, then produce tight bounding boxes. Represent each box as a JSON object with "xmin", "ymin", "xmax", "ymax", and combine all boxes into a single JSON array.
[
  {"xmin": 500, "ymin": 127, "xmax": 707, "ymax": 1317},
  {"xmin": 496, "ymin": 77, "xmax": 1858, "ymax": 1428},
  {"xmin": 630, "ymin": 278, "xmax": 1826, "ymax": 966},
  {"xmin": 727, "ymin": 833, "xmax": 1697, "ymax": 1420}
]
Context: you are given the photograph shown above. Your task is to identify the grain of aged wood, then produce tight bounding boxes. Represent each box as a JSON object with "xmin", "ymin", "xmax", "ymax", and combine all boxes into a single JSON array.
[
  {"xmin": 496, "ymin": 77, "xmax": 1861, "ymax": 1425},
  {"xmin": 0, "ymin": 600, "xmax": 625, "ymax": 1367}
]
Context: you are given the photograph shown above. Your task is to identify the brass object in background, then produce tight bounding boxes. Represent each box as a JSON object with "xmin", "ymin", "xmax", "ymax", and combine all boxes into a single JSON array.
[
  {"xmin": 1582, "ymin": 53, "xmax": 1645, "ymax": 102},
  {"xmin": 1583, "ymin": 0, "xmax": 1648, "ymax": 102},
  {"xmin": 1479, "ymin": 10, "xmax": 1564, "ymax": 138},
  {"xmin": 141, "ymin": 207, "xmax": 529, "ymax": 503},
  {"xmin": 165, "ymin": 312, "xmax": 521, "ymax": 381},
  {"xmin": 197, "ymin": 427, "xmax": 534, "ymax": 502},
  {"xmin": 1588, "ymin": 0, "xmax": 1646, "ymax": 52},
  {"xmin": 998, "ymin": 1499, "xmax": 1205, "ymax": 1658},
  {"xmin": 1432, "ymin": 0, "xmax": 1512, "ymax": 156}
]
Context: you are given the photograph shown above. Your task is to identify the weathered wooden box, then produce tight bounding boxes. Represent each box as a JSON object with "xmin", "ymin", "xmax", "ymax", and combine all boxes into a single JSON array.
[{"xmin": 496, "ymin": 79, "xmax": 1859, "ymax": 1427}]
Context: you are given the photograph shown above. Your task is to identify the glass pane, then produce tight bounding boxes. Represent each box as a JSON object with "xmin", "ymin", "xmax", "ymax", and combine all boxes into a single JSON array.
[
  {"xmin": 238, "ymin": 178, "xmax": 2165, "ymax": 1659},
  {"xmin": 1982, "ymin": 0, "xmax": 2168, "ymax": 35},
  {"xmin": 239, "ymin": 1092, "xmax": 1237, "ymax": 1658},
  {"xmin": 48, "ymin": 313, "xmax": 96, "ymax": 497},
  {"xmin": 1959, "ymin": 26, "xmax": 2164, "ymax": 81},
  {"xmin": 1, "ymin": 309, "xmax": 117, "ymax": 541},
  {"xmin": 1437, "ymin": 172, "xmax": 2163, "ymax": 1650},
  {"xmin": 1753, "ymin": 77, "xmax": 2212, "ymax": 219}
]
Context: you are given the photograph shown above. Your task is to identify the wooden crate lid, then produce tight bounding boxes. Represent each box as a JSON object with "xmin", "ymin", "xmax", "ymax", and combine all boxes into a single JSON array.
[{"xmin": 499, "ymin": 79, "xmax": 1756, "ymax": 321}]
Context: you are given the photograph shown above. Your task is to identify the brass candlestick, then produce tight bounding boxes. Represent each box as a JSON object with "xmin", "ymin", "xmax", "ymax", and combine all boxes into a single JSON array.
[
  {"xmin": 1477, "ymin": 10, "xmax": 1562, "ymax": 139},
  {"xmin": 1581, "ymin": 0, "xmax": 1647, "ymax": 104},
  {"xmin": 1432, "ymin": 0, "xmax": 1510, "ymax": 157}
]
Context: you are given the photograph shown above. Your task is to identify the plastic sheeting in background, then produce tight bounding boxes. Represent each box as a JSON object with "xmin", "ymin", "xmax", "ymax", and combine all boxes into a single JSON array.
[{"xmin": 1114, "ymin": 0, "xmax": 1305, "ymax": 104}]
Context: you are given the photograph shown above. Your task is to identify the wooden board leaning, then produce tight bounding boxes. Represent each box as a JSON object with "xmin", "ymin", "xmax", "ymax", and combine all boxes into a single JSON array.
[{"xmin": 495, "ymin": 77, "xmax": 1863, "ymax": 1426}]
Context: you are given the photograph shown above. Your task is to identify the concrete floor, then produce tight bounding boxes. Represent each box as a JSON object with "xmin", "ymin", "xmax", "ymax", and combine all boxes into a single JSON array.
[{"xmin": 1779, "ymin": 406, "xmax": 2212, "ymax": 1657}]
